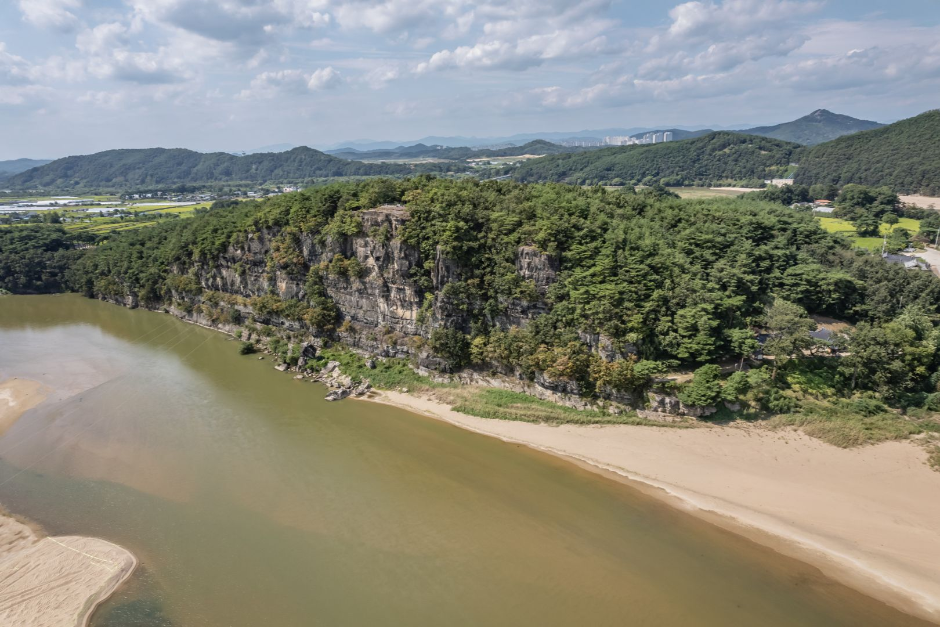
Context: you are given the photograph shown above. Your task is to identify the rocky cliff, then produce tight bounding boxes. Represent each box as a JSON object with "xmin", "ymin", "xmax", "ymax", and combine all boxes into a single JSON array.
[{"xmin": 106, "ymin": 204, "xmax": 648, "ymax": 411}]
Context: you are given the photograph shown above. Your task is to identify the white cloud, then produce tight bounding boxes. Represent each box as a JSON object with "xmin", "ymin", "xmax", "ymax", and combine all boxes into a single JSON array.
[
  {"xmin": 774, "ymin": 43, "xmax": 940, "ymax": 92},
  {"xmin": 238, "ymin": 66, "xmax": 341, "ymax": 98},
  {"xmin": 18, "ymin": 0, "xmax": 82, "ymax": 31},
  {"xmin": 0, "ymin": 43, "xmax": 32, "ymax": 85},
  {"xmin": 665, "ymin": 0, "xmax": 821, "ymax": 40},
  {"xmin": 415, "ymin": 1, "xmax": 616, "ymax": 72},
  {"xmin": 332, "ymin": 0, "xmax": 461, "ymax": 35},
  {"xmin": 0, "ymin": 84, "xmax": 54, "ymax": 106},
  {"xmin": 75, "ymin": 22, "xmax": 198, "ymax": 84}
]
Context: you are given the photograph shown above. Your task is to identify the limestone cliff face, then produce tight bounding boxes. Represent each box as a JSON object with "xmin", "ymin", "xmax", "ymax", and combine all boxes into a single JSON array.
[
  {"xmin": 193, "ymin": 206, "xmax": 565, "ymax": 346},
  {"xmin": 198, "ymin": 207, "xmax": 428, "ymax": 337},
  {"xmin": 133, "ymin": 206, "xmax": 641, "ymax": 409}
]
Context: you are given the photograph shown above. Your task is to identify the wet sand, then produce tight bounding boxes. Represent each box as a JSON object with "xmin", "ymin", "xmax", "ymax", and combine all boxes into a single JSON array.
[
  {"xmin": 366, "ymin": 390, "xmax": 940, "ymax": 624},
  {"xmin": 0, "ymin": 378, "xmax": 50, "ymax": 437},
  {"xmin": 0, "ymin": 378, "xmax": 137, "ymax": 627}
]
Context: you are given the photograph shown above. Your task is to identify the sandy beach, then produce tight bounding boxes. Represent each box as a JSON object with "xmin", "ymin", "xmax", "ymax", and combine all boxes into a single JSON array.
[
  {"xmin": 366, "ymin": 390, "xmax": 940, "ymax": 624},
  {"xmin": 0, "ymin": 378, "xmax": 137, "ymax": 627}
]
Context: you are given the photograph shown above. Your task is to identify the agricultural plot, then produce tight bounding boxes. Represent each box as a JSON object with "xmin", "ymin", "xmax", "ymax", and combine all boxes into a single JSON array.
[{"xmin": 817, "ymin": 216, "xmax": 921, "ymax": 251}]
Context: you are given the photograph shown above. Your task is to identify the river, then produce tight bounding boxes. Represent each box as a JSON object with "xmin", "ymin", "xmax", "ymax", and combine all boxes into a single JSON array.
[{"xmin": 0, "ymin": 294, "xmax": 932, "ymax": 626}]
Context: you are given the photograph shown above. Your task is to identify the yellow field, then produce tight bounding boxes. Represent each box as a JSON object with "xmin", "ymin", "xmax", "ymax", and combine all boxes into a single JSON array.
[
  {"xmin": 668, "ymin": 187, "xmax": 752, "ymax": 199},
  {"xmin": 817, "ymin": 216, "xmax": 921, "ymax": 252}
]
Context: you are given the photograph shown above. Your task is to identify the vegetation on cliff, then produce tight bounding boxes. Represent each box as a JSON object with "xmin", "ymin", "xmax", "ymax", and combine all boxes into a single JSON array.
[
  {"xmin": 5, "ymin": 177, "xmax": 940, "ymax": 440},
  {"xmin": 0, "ymin": 225, "xmax": 83, "ymax": 293}
]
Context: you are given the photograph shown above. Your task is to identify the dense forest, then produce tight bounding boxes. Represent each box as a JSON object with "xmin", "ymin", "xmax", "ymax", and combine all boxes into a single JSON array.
[
  {"xmin": 512, "ymin": 132, "xmax": 799, "ymax": 186},
  {"xmin": 14, "ymin": 178, "xmax": 924, "ymax": 416},
  {"xmin": 6, "ymin": 147, "xmax": 465, "ymax": 190},
  {"xmin": 742, "ymin": 109, "xmax": 882, "ymax": 145},
  {"xmin": 796, "ymin": 110, "xmax": 940, "ymax": 195},
  {"xmin": 0, "ymin": 225, "xmax": 84, "ymax": 293}
]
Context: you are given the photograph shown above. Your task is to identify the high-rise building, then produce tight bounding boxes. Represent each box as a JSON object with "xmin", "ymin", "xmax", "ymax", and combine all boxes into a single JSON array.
[{"xmin": 663, "ymin": 132, "xmax": 673, "ymax": 142}]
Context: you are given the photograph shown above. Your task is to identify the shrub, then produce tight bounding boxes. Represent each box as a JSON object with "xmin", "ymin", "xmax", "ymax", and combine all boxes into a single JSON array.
[
  {"xmin": 430, "ymin": 328, "xmax": 470, "ymax": 369},
  {"xmin": 239, "ymin": 341, "xmax": 256, "ymax": 355}
]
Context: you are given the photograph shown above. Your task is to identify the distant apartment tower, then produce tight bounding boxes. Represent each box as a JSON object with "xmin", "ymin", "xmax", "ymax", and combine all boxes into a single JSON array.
[
  {"xmin": 663, "ymin": 132, "xmax": 673, "ymax": 142},
  {"xmin": 653, "ymin": 132, "xmax": 664, "ymax": 143}
]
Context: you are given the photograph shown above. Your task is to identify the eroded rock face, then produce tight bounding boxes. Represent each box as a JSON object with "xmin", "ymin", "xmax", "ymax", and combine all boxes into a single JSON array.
[
  {"xmin": 516, "ymin": 245, "xmax": 557, "ymax": 293},
  {"xmin": 114, "ymin": 207, "xmax": 646, "ymax": 408}
]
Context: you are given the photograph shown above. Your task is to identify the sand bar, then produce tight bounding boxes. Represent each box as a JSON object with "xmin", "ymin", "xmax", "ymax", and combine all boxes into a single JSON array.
[
  {"xmin": 0, "ymin": 378, "xmax": 137, "ymax": 627},
  {"xmin": 0, "ymin": 378, "xmax": 50, "ymax": 437},
  {"xmin": 367, "ymin": 390, "xmax": 940, "ymax": 624}
]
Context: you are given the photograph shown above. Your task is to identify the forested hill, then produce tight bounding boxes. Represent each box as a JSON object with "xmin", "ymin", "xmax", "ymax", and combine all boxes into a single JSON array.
[
  {"xmin": 513, "ymin": 132, "xmax": 800, "ymax": 186},
  {"xmin": 795, "ymin": 110, "xmax": 940, "ymax": 195},
  {"xmin": 0, "ymin": 158, "xmax": 52, "ymax": 178},
  {"xmin": 742, "ymin": 109, "xmax": 882, "ymax": 145},
  {"xmin": 6, "ymin": 146, "xmax": 456, "ymax": 190}
]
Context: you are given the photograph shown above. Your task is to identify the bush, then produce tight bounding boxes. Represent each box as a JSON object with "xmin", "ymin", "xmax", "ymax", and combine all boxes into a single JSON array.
[
  {"xmin": 430, "ymin": 328, "xmax": 470, "ymax": 369},
  {"xmin": 239, "ymin": 341, "xmax": 256, "ymax": 355}
]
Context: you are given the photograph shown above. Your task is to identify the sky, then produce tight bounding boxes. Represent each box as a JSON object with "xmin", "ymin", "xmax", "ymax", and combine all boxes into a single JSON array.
[{"xmin": 0, "ymin": 0, "xmax": 938, "ymax": 159}]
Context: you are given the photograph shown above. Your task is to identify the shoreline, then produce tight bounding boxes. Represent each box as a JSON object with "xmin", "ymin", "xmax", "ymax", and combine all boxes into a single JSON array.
[
  {"xmin": 361, "ymin": 389, "xmax": 940, "ymax": 625},
  {"xmin": 0, "ymin": 377, "xmax": 138, "ymax": 627}
]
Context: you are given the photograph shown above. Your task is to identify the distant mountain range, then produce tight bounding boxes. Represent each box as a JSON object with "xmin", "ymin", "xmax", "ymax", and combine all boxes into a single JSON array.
[
  {"xmin": 0, "ymin": 158, "xmax": 52, "ymax": 180},
  {"xmin": 514, "ymin": 132, "xmax": 799, "ymax": 186},
  {"xmin": 327, "ymin": 140, "xmax": 582, "ymax": 162},
  {"xmin": 512, "ymin": 110, "xmax": 938, "ymax": 194},
  {"xmin": 321, "ymin": 127, "xmax": 718, "ymax": 152},
  {"xmin": 231, "ymin": 143, "xmax": 298, "ymax": 156},
  {"xmin": 4, "ymin": 147, "xmax": 464, "ymax": 190},
  {"xmin": 742, "ymin": 109, "xmax": 883, "ymax": 145},
  {"xmin": 7, "ymin": 109, "xmax": 926, "ymax": 193}
]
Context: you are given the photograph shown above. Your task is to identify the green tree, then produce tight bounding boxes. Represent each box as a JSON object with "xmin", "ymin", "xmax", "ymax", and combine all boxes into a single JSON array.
[
  {"xmin": 678, "ymin": 364, "xmax": 723, "ymax": 408},
  {"xmin": 853, "ymin": 213, "xmax": 881, "ymax": 237},
  {"xmin": 763, "ymin": 299, "xmax": 816, "ymax": 379},
  {"xmin": 725, "ymin": 328, "xmax": 759, "ymax": 370}
]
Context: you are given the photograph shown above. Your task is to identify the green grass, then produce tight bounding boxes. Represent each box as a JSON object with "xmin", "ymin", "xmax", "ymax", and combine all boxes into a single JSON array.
[
  {"xmin": 432, "ymin": 387, "xmax": 669, "ymax": 426},
  {"xmin": 314, "ymin": 348, "xmax": 431, "ymax": 389},
  {"xmin": 817, "ymin": 216, "xmax": 921, "ymax": 252},
  {"xmin": 851, "ymin": 237, "xmax": 884, "ymax": 252},
  {"xmin": 818, "ymin": 217, "xmax": 856, "ymax": 233},
  {"xmin": 928, "ymin": 445, "xmax": 940, "ymax": 471},
  {"xmin": 767, "ymin": 400, "xmax": 938, "ymax": 447},
  {"xmin": 668, "ymin": 187, "xmax": 750, "ymax": 199},
  {"xmin": 310, "ymin": 346, "xmax": 671, "ymax": 426}
]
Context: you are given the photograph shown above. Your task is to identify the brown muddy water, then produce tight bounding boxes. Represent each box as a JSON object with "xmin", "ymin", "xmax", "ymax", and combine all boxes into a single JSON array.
[{"xmin": 0, "ymin": 294, "xmax": 933, "ymax": 627}]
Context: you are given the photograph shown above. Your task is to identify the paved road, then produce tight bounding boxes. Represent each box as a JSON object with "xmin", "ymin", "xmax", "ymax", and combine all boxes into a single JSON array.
[{"xmin": 911, "ymin": 246, "xmax": 940, "ymax": 277}]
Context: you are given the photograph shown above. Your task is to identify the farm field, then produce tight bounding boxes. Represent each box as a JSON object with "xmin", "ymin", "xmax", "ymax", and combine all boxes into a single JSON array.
[
  {"xmin": 817, "ymin": 216, "xmax": 921, "ymax": 251},
  {"xmin": 668, "ymin": 187, "xmax": 754, "ymax": 199}
]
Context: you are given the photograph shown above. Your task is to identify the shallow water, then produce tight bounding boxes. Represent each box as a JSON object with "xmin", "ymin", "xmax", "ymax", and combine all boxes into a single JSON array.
[{"xmin": 0, "ymin": 294, "xmax": 932, "ymax": 627}]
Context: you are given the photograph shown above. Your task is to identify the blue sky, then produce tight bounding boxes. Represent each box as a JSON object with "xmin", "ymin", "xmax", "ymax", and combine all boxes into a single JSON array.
[{"xmin": 1, "ymin": 0, "xmax": 938, "ymax": 159}]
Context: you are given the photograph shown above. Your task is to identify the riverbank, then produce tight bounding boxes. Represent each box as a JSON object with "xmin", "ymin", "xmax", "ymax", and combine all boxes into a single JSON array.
[
  {"xmin": 0, "ymin": 377, "xmax": 137, "ymax": 627},
  {"xmin": 365, "ymin": 389, "xmax": 940, "ymax": 625}
]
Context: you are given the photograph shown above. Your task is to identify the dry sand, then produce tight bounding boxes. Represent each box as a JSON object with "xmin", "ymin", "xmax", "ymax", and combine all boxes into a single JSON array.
[
  {"xmin": 367, "ymin": 390, "xmax": 940, "ymax": 624},
  {"xmin": 901, "ymin": 195, "xmax": 940, "ymax": 209},
  {"xmin": 0, "ymin": 378, "xmax": 137, "ymax": 627}
]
